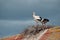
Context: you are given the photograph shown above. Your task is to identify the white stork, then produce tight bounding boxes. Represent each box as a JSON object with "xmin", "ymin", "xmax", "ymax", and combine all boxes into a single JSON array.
[{"xmin": 32, "ymin": 12, "xmax": 49, "ymax": 26}]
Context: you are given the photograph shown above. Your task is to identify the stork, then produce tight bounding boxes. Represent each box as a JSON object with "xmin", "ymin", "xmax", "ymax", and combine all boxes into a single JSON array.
[{"xmin": 32, "ymin": 12, "xmax": 49, "ymax": 27}]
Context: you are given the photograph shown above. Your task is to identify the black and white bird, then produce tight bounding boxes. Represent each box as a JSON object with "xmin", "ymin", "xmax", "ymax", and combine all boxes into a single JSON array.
[{"xmin": 32, "ymin": 12, "xmax": 49, "ymax": 26}]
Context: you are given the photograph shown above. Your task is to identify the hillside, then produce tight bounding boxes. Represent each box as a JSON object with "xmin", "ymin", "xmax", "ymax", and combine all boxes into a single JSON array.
[{"xmin": 0, "ymin": 25, "xmax": 60, "ymax": 40}]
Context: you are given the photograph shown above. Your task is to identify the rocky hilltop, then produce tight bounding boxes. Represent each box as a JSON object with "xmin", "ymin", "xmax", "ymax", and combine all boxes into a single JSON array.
[{"xmin": 0, "ymin": 25, "xmax": 60, "ymax": 40}]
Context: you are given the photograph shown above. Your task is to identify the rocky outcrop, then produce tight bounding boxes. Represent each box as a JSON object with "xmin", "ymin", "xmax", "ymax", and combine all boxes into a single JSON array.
[{"xmin": 1, "ymin": 26, "xmax": 60, "ymax": 40}]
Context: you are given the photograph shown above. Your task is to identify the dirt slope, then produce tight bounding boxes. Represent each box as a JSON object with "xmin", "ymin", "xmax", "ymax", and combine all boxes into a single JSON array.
[{"xmin": 0, "ymin": 26, "xmax": 60, "ymax": 40}]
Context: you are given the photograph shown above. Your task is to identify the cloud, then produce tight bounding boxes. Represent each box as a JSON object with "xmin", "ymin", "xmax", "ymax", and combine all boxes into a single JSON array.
[{"xmin": 0, "ymin": 0, "xmax": 60, "ymax": 20}]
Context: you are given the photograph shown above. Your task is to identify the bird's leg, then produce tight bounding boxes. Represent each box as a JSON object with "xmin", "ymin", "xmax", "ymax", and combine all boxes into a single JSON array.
[
  {"xmin": 42, "ymin": 23, "xmax": 43, "ymax": 26},
  {"xmin": 43, "ymin": 23, "xmax": 47, "ymax": 29},
  {"xmin": 36, "ymin": 22, "xmax": 38, "ymax": 27},
  {"xmin": 44, "ymin": 21, "xmax": 48, "ymax": 29},
  {"xmin": 36, "ymin": 22, "xmax": 39, "ymax": 27},
  {"xmin": 42, "ymin": 22, "xmax": 44, "ymax": 26},
  {"xmin": 42, "ymin": 23, "xmax": 47, "ymax": 30},
  {"xmin": 42, "ymin": 23, "xmax": 44, "ymax": 30},
  {"xmin": 35, "ymin": 20, "xmax": 39, "ymax": 27},
  {"xmin": 44, "ymin": 24, "xmax": 47, "ymax": 29}
]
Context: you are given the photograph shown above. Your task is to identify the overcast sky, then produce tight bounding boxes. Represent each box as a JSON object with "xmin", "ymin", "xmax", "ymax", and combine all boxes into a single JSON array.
[{"xmin": 0, "ymin": 0, "xmax": 60, "ymax": 37}]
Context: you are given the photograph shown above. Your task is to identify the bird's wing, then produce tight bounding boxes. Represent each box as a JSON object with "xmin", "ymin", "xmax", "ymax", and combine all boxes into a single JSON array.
[{"xmin": 35, "ymin": 16, "xmax": 40, "ymax": 19}]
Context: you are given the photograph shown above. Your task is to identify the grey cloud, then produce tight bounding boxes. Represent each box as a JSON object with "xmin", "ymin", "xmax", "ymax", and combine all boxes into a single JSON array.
[{"xmin": 0, "ymin": 0, "xmax": 60, "ymax": 20}]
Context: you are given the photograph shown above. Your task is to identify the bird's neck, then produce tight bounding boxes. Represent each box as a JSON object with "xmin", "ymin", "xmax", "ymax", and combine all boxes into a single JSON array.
[{"xmin": 33, "ymin": 14, "xmax": 35, "ymax": 17}]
